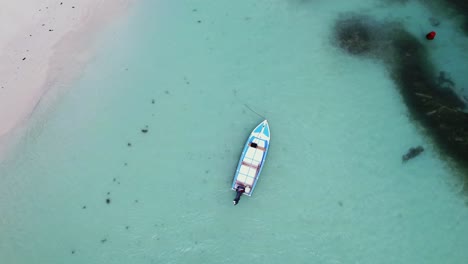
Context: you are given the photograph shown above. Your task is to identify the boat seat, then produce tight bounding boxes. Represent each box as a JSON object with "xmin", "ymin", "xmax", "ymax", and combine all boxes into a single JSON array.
[
  {"xmin": 237, "ymin": 174, "xmax": 255, "ymax": 185},
  {"xmin": 240, "ymin": 164, "xmax": 257, "ymax": 177},
  {"xmin": 242, "ymin": 161, "xmax": 259, "ymax": 169},
  {"xmin": 245, "ymin": 177, "xmax": 254, "ymax": 185},
  {"xmin": 245, "ymin": 148, "xmax": 263, "ymax": 166},
  {"xmin": 250, "ymin": 142, "xmax": 266, "ymax": 151}
]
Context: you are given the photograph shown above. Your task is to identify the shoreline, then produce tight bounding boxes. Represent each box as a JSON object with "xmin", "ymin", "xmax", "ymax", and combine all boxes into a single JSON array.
[{"xmin": 0, "ymin": 0, "xmax": 136, "ymax": 159}]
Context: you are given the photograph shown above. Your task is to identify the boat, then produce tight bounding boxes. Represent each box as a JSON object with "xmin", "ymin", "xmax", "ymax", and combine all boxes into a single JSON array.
[{"xmin": 231, "ymin": 120, "xmax": 270, "ymax": 205}]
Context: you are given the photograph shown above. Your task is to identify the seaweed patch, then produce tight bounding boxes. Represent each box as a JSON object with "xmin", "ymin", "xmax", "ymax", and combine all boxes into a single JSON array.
[{"xmin": 333, "ymin": 13, "xmax": 468, "ymax": 186}]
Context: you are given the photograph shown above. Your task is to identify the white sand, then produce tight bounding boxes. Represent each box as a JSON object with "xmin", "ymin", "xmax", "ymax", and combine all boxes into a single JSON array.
[{"xmin": 0, "ymin": 0, "xmax": 134, "ymax": 155}]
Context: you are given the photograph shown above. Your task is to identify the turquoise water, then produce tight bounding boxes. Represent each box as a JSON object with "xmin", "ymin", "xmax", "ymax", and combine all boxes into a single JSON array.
[{"xmin": 1, "ymin": 0, "xmax": 468, "ymax": 263}]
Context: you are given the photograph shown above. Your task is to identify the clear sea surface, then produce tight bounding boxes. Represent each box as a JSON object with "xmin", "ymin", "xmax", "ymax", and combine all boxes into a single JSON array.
[{"xmin": 1, "ymin": 0, "xmax": 468, "ymax": 263}]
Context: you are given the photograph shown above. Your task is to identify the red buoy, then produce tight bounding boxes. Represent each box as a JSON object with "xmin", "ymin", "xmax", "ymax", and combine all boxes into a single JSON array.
[{"xmin": 426, "ymin": 31, "xmax": 436, "ymax": 40}]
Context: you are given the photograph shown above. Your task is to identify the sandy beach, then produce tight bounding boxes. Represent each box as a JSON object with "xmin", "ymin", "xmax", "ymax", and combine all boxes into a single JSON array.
[{"xmin": 0, "ymin": 0, "xmax": 134, "ymax": 157}]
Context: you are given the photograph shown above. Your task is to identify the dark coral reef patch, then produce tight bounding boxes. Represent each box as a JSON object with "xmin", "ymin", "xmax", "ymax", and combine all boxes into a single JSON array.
[
  {"xmin": 334, "ymin": 16, "xmax": 374, "ymax": 55},
  {"xmin": 333, "ymin": 14, "xmax": 468, "ymax": 182}
]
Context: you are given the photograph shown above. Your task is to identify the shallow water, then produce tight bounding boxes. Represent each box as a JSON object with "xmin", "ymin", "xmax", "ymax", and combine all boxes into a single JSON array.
[{"xmin": 1, "ymin": 0, "xmax": 468, "ymax": 263}]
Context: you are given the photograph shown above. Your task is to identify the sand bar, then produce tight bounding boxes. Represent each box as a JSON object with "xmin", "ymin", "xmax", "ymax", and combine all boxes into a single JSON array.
[{"xmin": 0, "ymin": 0, "xmax": 134, "ymax": 156}]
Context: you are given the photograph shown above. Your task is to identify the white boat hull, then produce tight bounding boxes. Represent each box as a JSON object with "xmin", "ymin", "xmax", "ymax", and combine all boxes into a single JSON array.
[{"xmin": 231, "ymin": 120, "xmax": 270, "ymax": 197}]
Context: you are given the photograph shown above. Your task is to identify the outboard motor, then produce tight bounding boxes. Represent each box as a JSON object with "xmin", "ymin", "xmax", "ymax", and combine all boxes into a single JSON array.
[{"xmin": 233, "ymin": 186, "xmax": 245, "ymax": 205}]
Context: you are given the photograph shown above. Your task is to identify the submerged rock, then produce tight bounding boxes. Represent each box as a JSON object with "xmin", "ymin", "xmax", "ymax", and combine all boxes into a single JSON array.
[
  {"xmin": 429, "ymin": 17, "xmax": 440, "ymax": 27},
  {"xmin": 402, "ymin": 146, "xmax": 424, "ymax": 162}
]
